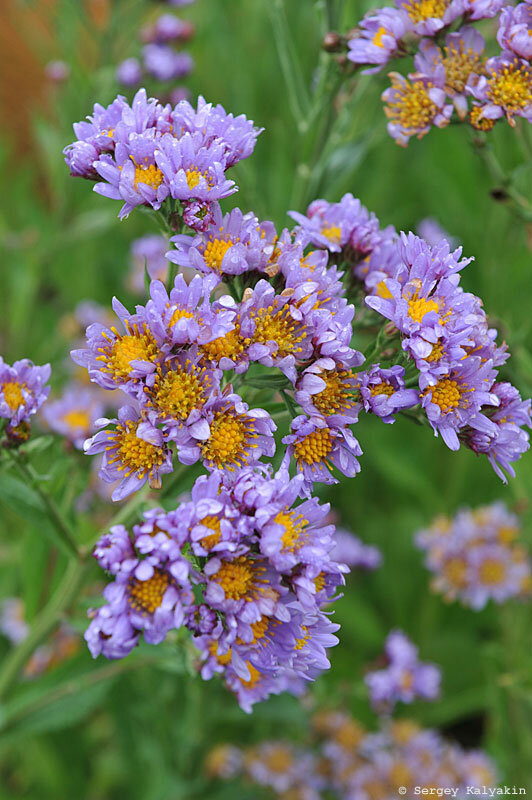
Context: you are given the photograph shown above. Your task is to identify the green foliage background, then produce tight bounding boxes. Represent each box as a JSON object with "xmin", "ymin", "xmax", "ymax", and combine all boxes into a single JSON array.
[{"xmin": 1, "ymin": 1, "xmax": 532, "ymax": 797}]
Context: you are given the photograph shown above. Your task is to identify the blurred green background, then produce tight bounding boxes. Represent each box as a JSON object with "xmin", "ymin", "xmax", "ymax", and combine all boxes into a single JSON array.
[{"xmin": 1, "ymin": 0, "xmax": 532, "ymax": 797}]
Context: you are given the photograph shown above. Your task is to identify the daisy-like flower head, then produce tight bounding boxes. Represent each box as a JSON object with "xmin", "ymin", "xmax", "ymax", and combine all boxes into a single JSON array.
[
  {"xmin": 295, "ymin": 359, "xmax": 361, "ymax": 422},
  {"xmin": 466, "ymin": 50, "xmax": 532, "ymax": 127},
  {"xmin": 498, "ymin": 2, "xmax": 532, "ymax": 59},
  {"xmin": 93, "ymin": 524, "xmax": 135, "ymax": 575},
  {"xmin": 85, "ymin": 553, "xmax": 193, "ymax": 658},
  {"xmin": 155, "ymin": 131, "xmax": 237, "ymax": 202},
  {"xmin": 196, "ymin": 298, "xmax": 250, "ymax": 374},
  {"xmin": 239, "ymin": 279, "xmax": 313, "ymax": 383},
  {"xmin": 365, "ymin": 630, "xmax": 441, "ymax": 711},
  {"xmin": 174, "ymin": 387, "xmax": 276, "ymax": 470},
  {"xmin": 203, "ymin": 553, "xmax": 287, "ymax": 623},
  {"xmin": 382, "ymin": 72, "xmax": 453, "ymax": 146},
  {"xmin": 347, "ymin": 7, "xmax": 411, "ymax": 74},
  {"xmin": 415, "ymin": 28, "xmax": 486, "ymax": 119},
  {"xmin": 142, "ymin": 349, "xmax": 219, "ymax": 433},
  {"xmin": 94, "ymin": 130, "xmax": 170, "ymax": 219},
  {"xmin": 0, "ymin": 357, "xmax": 51, "ymax": 426},
  {"xmin": 167, "ymin": 204, "xmax": 278, "ymax": 277},
  {"xmin": 464, "ymin": 543, "xmax": 531, "ymax": 609},
  {"xmin": 112, "ymin": 88, "xmax": 173, "ymax": 141},
  {"xmin": 254, "ymin": 473, "xmax": 335, "ymax": 573},
  {"xmin": 145, "ymin": 273, "xmax": 233, "ymax": 348},
  {"xmin": 355, "ymin": 364, "xmax": 419, "ymax": 423},
  {"xmin": 282, "ymin": 414, "xmax": 362, "ymax": 492},
  {"xmin": 395, "ymin": 0, "xmax": 464, "ymax": 36},
  {"xmin": 171, "ymin": 94, "xmax": 263, "ymax": 167},
  {"xmin": 63, "ymin": 96, "xmax": 128, "ymax": 177},
  {"xmin": 289, "ymin": 193, "xmax": 383, "ymax": 260},
  {"xmin": 71, "ymin": 297, "xmax": 163, "ymax": 394},
  {"xmin": 84, "ymin": 405, "xmax": 173, "ymax": 501},
  {"xmin": 42, "ymin": 385, "xmax": 103, "ymax": 449},
  {"xmin": 419, "ymin": 356, "xmax": 499, "ymax": 451}
]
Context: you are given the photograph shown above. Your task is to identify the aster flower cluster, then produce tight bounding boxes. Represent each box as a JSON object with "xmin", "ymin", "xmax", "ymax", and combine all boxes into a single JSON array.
[
  {"xmin": 86, "ymin": 466, "xmax": 346, "ymax": 712},
  {"xmin": 208, "ymin": 710, "xmax": 498, "ymax": 799},
  {"xmin": 116, "ymin": 7, "xmax": 195, "ymax": 96},
  {"xmin": 291, "ymin": 194, "xmax": 531, "ymax": 482},
  {"xmin": 365, "ymin": 629, "xmax": 441, "ymax": 711},
  {"xmin": 64, "ymin": 88, "xmax": 261, "ymax": 220},
  {"xmin": 339, "ymin": 0, "xmax": 532, "ymax": 144},
  {"xmin": 415, "ymin": 501, "xmax": 532, "ymax": 608},
  {"xmin": 0, "ymin": 356, "xmax": 50, "ymax": 443}
]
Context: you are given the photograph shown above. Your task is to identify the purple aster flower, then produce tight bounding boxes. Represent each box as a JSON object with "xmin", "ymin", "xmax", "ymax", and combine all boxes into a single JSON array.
[
  {"xmin": 154, "ymin": 132, "xmax": 236, "ymax": 203},
  {"xmin": 181, "ymin": 199, "xmax": 217, "ymax": 232},
  {"xmin": 395, "ymin": 0, "xmax": 464, "ymax": 36},
  {"xmin": 0, "ymin": 357, "xmax": 51, "ymax": 425},
  {"xmin": 355, "ymin": 364, "xmax": 419, "ymax": 423},
  {"xmin": 142, "ymin": 44, "xmax": 193, "ymax": 82},
  {"xmin": 415, "ymin": 28, "xmax": 486, "ymax": 119},
  {"xmin": 289, "ymin": 193, "xmax": 382, "ymax": 259},
  {"xmin": 94, "ymin": 131, "xmax": 170, "ymax": 218},
  {"xmin": 93, "ymin": 525, "xmax": 135, "ymax": 574},
  {"xmin": 498, "ymin": 3, "xmax": 532, "ymax": 60},
  {"xmin": 84, "ymin": 405, "xmax": 173, "ymax": 501},
  {"xmin": 171, "ymin": 95, "xmax": 263, "ymax": 167},
  {"xmin": 365, "ymin": 630, "xmax": 441, "ymax": 711},
  {"xmin": 467, "ymin": 51, "xmax": 532, "ymax": 127},
  {"xmin": 115, "ymin": 58, "xmax": 142, "ymax": 87},
  {"xmin": 282, "ymin": 415, "xmax": 362, "ymax": 491},
  {"xmin": 86, "ymin": 554, "xmax": 192, "ymax": 658},
  {"xmin": 128, "ymin": 234, "xmax": 169, "ymax": 293},
  {"xmin": 295, "ymin": 359, "xmax": 360, "ymax": 422},
  {"xmin": 174, "ymin": 388, "xmax": 276, "ymax": 470},
  {"xmin": 383, "ymin": 72, "xmax": 453, "ymax": 146},
  {"xmin": 71, "ymin": 296, "xmax": 163, "ymax": 394},
  {"xmin": 254, "ymin": 474, "xmax": 334, "ymax": 573},
  {"xmin": 195, "ymin": 298, "xmax": 249, "ymax": 374},
  {"xmin": 330, "ymin": 529, "xmax": 382, "ymax": 570},
  {"xmin": 347, "ymin": 7, "xmax": 410, "ymax": 73},
  {"xmin": 142, "ymin": 14, "xmax": 195, "ymax": 44},
  {"xmin": 238, "ymin": 279, "xmax": 313, "ymax": 383},
  {"xmin": 466, "ymin": 0, "xmax": 507, "ymax": 19},
  {"xmin": 465, "ymin": 381, "xmax": 531, "ymax": 482},
  {"xmin": 465, "ymin": 543, "xmax": 531, "ymax": 609},
  {"xmin": 41, "ymin": 385, "xmax": 103, "ymax": 449},
  {"xmin": 243, "ymin": 741, "xmax": 313, "ymax": 793},
  {"xmin": 112, "ymin": 88, "xmax": 173, "ymax": 141},
  {"xmin": 144, "ymin": 273, "xmax": 233, "ymax": 348},
  {"xmin": 63, "ymin": 96, "xmax": 127, "ymax": 177},
  {"xmin": 167, "ymin": 204, "xmax": 278, "ymax": 276}
]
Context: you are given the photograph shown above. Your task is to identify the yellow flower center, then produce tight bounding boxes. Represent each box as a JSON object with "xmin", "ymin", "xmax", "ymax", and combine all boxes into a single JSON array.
[
  {"xmin": 108, "ymin": 420, "xmax": 166, "ymax": 478},
  {"xmin": 422, "ymin": 377, "xmax": 462, "ymax": 413},
  {"xmin": 443, "ymin": 556, "xmax": 467, "ymax": 587},
  {"xmin": 250, "ymin": 304, "xmax": 306, "ymax": 359},
  {"xmin": 131, "ymin": 160, "xmax": 164, "ymax": 191},
  {"xmin": 470, "ymin": 105, "xmax": 495, "ymax": 131},
  {"xmin": 198, "ymin": 514, "xmax": 222, "ymax": 551},
  {"xmin": 385, "ymin": 77, "xmax": 438, "ymax": 132},
  {"xmin": 426, "ymin": 340, "xmax": 444, "ymax": 362},
  {"xmin": 312, "ymin": 369, "xmax": 358, "ymax": 416},
  {"xmin": 407, "ymin": 292, "xmax": 440, "ymax": 323},
  {"xmin": 2, "ymin": 381, "xmax": 27, "ymax": 411},
  {"xmin": 293, "ymin": 427, "xmax": 333, "ymax": 465},
  {"xmin": 314, "ymin": 573, "xmax": 326, "ymax": 592},
  {"xmin": 443, "ymin": 43, "xmax": 485, "ymax": 94},
  {"xmin": 208, "ymin": 641, "xmax": 232, "ymax": 666},
  {"xmin": 62, "ymin": 409, "xmax": 90, "ymax": 430},
  {"xmin": 169, "ymin": 307, "xmax": 195, "ymax": 327},
  {"xmin": 203, "ymin": 238, "xmax": 234, "ymax": 272},
  {"xmin": 320, "ymin": 224, "xmax": 342, "ymax": 244},
  {"xmin": 213, "ymin": 556, "xmax": 265, "ymax": 600},
  {"xmin": 370, "ymin": 382, "xmax": 394, "ymax": 397},
  {"xmin": 200, "ymin": 408, "xmax": 257, "ymax": 470},
  {"xmin": 376, "ymin": 280, "xmax": 393, "ymax": 299},
  {"xmin": 239, "ymin": 661, "xmax": 261, "ymax": 688},
  {"xmin": 498, "ymin": 525, "xmax": 518, "ymax": 544},
  {"xmin": 148, "ymin": 361, "xmax": 210, "ymax": 421},
  {"xmin": 264, "ymin": 747, "xmax": 293, "ymax": 772},
  {"xmin": 186, "ymin": 168, "xmax": 213, "ymax": 190},
  {"xmin": 97, "ymin": 322, "xmax": 159, "ymax": 382},
  {"xmin": 200, "ymin": 324, "xmax": 247, "ymax": 362},
  {"xmin": 479, "ymin": 558, "xmax": 506, "ymax": 585},
  {"xmin": 372, "ymin": 26, "xmax": 387, "ymax": 48},
  {"xmin": 487, "ymin": 63, "xmax": 532, "ymax": 112},
  {"xmin": 404, "ymin": 0, "xmax": 448, "ymax": 23},
  {"xmin": 274, "ymin": 509, "xmax": 307, "ymax": 551},
  {"xmin": 128, "ymin": 569, "xmax": 169, "ymax": 614}
]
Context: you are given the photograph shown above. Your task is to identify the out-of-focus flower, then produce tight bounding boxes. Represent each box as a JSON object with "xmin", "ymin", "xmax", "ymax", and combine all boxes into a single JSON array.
[
  {"xmin": 143, "ymin": 44, "xmax": 193, "ymax": 82},
  {"xmin": 0, "ymin": 357, "xmax": 51, "ymax": 426},
  {"xmin": 128, "ymin": 234, "xmax": 169, "ymax": 293},
  {"xmin": 45, "ymin": 60, "xmax": 70, "ymax": 83},
  {"xmin": 42, "ymin": 386, "xmax": 103, "ymax": 449},
  {"xmin": 116, "ymin": 57, "xmax": 142, "ymax": 87}
]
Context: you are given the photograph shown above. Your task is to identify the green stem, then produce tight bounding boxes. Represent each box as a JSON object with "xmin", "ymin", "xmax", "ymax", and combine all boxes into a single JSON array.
[
  {"xmin": 281, "ymin": 389, "xmax": 299, "ymax": 419},
  {"xmin": 0, "ymin": 559, "xmax": 89, "ymax": 702},
  {"xmin": 268, "ymin": 0, "xmax": 311, "ymax": 124},
  {"xmin": 472, "ymin": 135, "xmax": 532, "ymax": 222},
  {"xmin": 9, "ymin": 453, "xmax": 81, "ymax": 560}
]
